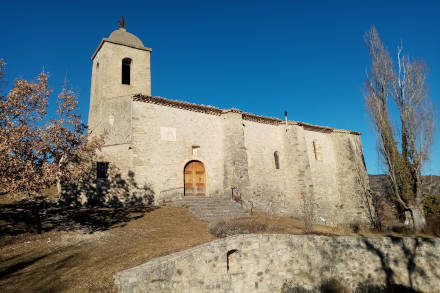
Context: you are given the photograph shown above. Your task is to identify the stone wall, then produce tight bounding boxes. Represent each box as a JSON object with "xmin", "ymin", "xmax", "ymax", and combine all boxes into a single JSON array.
[
  {"xmin": 300, "ymin": 129, "xmax": 371, "ymax": 226},
  {"xmin": 131, "ymin": 101, "xmax": 225, "ymax": 199},
  {"xmin": 284, "ymin": 125, "xmax": 316, "ymax": 220},
  {"xmin": 331, "ymin": 133, "xmax": 370, "ymax": 225},
  {"xmin": 242, "ymin": 119, "xmax": 287, "ymax": 213},
  {"xmin": 222, "ymin": 111, "xmax": 251, "ymax": 199},
  {"xmin": 303, "ymin": 127, "xmax": 339, "ymax": 224},
  {"xmin": 241, "ymin": 121, "xmax": 370, "ymax": 227},
  {"xmin": 90, "ymin": 96, "xmax": 132, "ymax": 145},
  {"xmin": 114, "ymin": 234, "xmax": 440, "ymax": 293}
]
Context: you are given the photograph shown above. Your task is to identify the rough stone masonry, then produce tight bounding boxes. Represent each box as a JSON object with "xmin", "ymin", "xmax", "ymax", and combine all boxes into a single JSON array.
[
  {"xmin": 88, "ymin": 22, "xmax": 371, "ymax": 226},
  {"xmin": 114, "ymin": 234, "xmax": 440, "ymax": 292}
]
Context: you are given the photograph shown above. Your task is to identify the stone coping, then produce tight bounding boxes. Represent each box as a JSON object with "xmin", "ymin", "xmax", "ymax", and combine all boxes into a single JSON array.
[{"xmin": 91, "ymin": 38, "xmax": 152, "ymax": 60}]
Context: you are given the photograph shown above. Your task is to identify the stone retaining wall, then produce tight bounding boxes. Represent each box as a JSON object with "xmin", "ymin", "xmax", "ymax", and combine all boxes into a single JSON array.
[{"xmin": 114, "ymin": 234, "xmax": 440, "ymax": 292}]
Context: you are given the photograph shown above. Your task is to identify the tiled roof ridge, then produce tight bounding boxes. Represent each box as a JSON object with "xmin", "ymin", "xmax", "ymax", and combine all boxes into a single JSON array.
[
  {"xmin": 133, "ymin": 94, "xmax": 223, "ymax": 115},
  {"xmin": 133, "ymin": 94, "xmax": 361, "ymax": 135},
  {"xmin": 296, "ymin": 121, "xmax": 361, "ymax": 135}
]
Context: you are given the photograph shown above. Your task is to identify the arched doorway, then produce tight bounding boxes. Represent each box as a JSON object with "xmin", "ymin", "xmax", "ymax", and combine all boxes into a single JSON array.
[{"xmin": 184, "ymin": 161, "xmax": 206, "ymax": 196}]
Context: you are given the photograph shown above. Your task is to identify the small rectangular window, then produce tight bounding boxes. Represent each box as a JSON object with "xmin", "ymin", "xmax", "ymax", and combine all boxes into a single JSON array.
[{"xmin": 97, "ymin": 162, "xmax": 109, "ymax": 179}]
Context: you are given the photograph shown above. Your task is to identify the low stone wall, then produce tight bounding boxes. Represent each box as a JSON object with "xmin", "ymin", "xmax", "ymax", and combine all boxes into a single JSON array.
[{"xmin": 114, "ymin": 234, "xmax": 440, "ymax": 292}]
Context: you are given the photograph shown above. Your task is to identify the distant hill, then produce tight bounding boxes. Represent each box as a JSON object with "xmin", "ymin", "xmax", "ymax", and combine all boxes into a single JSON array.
[
  {"xmin": 368, "ymin": 174, "xmax": 440, "ymax": 197},
  {"xmin": 368, "ymin": 174, "xmax": 440, "ymax": 227}
]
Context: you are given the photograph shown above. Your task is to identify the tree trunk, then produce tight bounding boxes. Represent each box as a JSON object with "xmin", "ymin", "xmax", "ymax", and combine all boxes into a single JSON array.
[
  {"xmin": 56, "ymin": 176, "xmax": 62, "ymax": 197},
  {"xmin": 56, "ymin": 154, "xmax": 67, "ymax": 198},
  {"xmin": 408, "ymin": 204, "xmax": 426, "ymax": 232}
]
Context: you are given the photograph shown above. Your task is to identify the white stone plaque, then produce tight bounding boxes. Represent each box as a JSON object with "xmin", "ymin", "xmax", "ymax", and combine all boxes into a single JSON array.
[
  {"xmin": 160, "ymin": 127, "xmax": 176, "ymax": 141},
  {"xmin": 108, "ymin": 114, "xmax": 115, "ymax": 126}
]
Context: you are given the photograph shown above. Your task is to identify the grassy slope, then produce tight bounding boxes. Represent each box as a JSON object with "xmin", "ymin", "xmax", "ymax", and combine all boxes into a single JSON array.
[
  {"xmin": 0, "ymin": 197, "xmax": 435, "ymax": 293},
  {"xmin": 0, "ymin": 206, "xmax": 216, "ymax": 292}
]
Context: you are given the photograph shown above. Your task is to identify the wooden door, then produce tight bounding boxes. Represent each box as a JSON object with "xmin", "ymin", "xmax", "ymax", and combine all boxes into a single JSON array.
[{"xmin": 184, "ymin": 161, "xmax": 206, "ymax": 196}]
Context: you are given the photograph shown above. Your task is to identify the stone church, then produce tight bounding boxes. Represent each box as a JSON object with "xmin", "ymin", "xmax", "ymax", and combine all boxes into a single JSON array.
[{"xmin": 88, "ymin": 22, "xmax": 370, "ymax": 226}]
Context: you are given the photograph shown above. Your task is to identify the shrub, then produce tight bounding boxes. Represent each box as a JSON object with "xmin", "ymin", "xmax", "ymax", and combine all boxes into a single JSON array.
[
  {"xmin": 423, "ymin": 194, "xmax": 440, "ymax": 217},
  {"xmin": 387, "ymin": 224, "xmax": 414, "ymax": 235},
  {"xmin": 281, "ymin": 279, "xmax": 349, "ymax": 293},
  {"xmin": 320, "ymin": 278, "xmax": 350, "ymax": 293},
  {"xmin": 208, "ymin": 219, "xmax": 267, "ymax": 238},
  {"xmin": 424, "ymin": 216, "xmax": 440, "ymax": 237}
]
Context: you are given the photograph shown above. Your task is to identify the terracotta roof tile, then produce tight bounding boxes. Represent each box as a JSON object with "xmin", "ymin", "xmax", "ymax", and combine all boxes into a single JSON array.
[{"xmin": 133, "ymin": 94, "xmax": 361, "ymax": 135}]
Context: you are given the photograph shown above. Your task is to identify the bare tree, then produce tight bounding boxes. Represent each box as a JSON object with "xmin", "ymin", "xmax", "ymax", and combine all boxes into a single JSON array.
[
  {"xmin": 364, "ymin": 27, "xmax": 435, "ymax": 232},
  {"xmin": 0, "ymin": 65, "xmax": 104, "ymax": 196}
]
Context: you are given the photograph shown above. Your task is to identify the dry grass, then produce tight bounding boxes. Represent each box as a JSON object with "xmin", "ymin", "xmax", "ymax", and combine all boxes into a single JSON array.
[
  {"xmin": 0, "ymin": 206, "xmax": 216, "ymax": 292},
  {"xmin": 209, "ymin": 212, "xmax": 435, "ymax": 238},
  {"xmin": 0, "ymin": 185, "xmax": 58, "ymax": 205},
  {"xmin": 209, "ymin": 211, "xmax": 355, "ymax": 238},
  {"xmin": 1, "ymin": 199, "xmax": 435, "ymax": 293}
]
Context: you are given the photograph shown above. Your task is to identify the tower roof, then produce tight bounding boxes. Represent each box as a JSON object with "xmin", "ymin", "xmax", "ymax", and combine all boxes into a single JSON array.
[
  {"xmin": 91, "ymin": 22, "xmax": 152, "ymax": 60},
  {"xmin": 108, "ymin": 28, "xmax": 144, "ymax": 48}
]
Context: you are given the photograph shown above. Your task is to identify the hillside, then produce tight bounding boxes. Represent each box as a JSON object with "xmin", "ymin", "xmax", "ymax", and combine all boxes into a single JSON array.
[{"xmin": 368, "ymin": 174, "xmax": 440, "ymax": 197}]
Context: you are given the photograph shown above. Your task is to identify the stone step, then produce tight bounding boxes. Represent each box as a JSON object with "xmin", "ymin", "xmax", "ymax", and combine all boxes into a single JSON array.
[
  {"xmin": 188, "ymin": 208, "xmax": 246, "ymax": 213},
  {"xmin": 167, "ymin": 196, "xmax": 249, "ymax": 222},
  {"xmin": 200, "ymin": 213, "xmax": 248, "ymax": 218},
  {"xmin": 192, "ymin": 210, "xmax": 248, "ymax": 214},
  {"xmin": 192, "ymin": 210, "xmax": 246, "ymax": 214}
]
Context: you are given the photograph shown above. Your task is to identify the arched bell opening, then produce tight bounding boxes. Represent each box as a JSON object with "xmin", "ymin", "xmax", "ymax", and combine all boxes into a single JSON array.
[{"xmin": 122, "ymin": 58, "xmax": 131, "ymax": 85}]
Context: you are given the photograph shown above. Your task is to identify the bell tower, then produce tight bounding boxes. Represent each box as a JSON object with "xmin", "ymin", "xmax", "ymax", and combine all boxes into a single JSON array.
[{"xmin": 89, "ymin": 17, "xmax": 152, "ymax": 122}]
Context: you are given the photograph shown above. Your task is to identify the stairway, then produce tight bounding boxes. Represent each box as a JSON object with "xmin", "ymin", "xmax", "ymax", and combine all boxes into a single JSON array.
[{"xmin": 168, "ymin": 196, "xmax": 249, "ymax": 222}]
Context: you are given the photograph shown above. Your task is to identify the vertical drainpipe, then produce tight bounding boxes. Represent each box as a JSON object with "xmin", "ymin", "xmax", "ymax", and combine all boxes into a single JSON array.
[{"xmin": 284, "ymin": 110, "xmax": 288, "ymax": 132}]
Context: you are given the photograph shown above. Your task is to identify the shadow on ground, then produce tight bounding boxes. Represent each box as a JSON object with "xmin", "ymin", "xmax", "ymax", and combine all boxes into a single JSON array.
[
  {"xmin": 0, "ymin": 197, "xmax": 158, "ymax": 236},
  {"xmin": 0, "ymin": 242, "xmax": 96, "ymax": 292}
]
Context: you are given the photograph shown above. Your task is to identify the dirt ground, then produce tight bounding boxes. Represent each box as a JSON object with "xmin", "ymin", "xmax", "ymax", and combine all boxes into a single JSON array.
[
  {"xmin": 0, "ymin": 202, "xmax": 216, "ymax": 293},
  {"xmin": 0, "ymin": 197, "xmax": 434, "ymax": 292}
]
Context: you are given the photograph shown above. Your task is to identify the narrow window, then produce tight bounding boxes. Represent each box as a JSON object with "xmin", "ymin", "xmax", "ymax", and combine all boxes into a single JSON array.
[
  {"xmin": 313, "ymin": 140, "xmax": 322, "ymax": 161},
  {"xmin": 274, "ymin": 151, "xmax": 280, "ymax": 169},
  {"xmin": 122, "ymin": 58, "xmax": 131, "ymax": 85},
  {"xmin": 97, "ymin": 162, "xmax": 109, "ymax": 179}
]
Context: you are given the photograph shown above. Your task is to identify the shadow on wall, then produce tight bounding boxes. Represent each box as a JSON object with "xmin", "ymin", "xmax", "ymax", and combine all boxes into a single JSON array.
[
  {"xmin": 60, "ymin": 165, "xmax": 154, "ymax": 207},
  {"xmin": 362, "ymin": 236, "xmax": 437, "ymax": 292},
  {"xmin": 282, "ymin": 279, "xmax": 420, "ymax": 293},
  {"xmin": 281, "ymin": 235, "xmax": 436, "ymax": 293}
]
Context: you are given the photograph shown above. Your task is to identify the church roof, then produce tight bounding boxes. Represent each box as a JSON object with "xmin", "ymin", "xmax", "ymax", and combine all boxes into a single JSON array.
[{"xmin": 133, "ymin": 94, "xmax": 361, "ymax": 135}]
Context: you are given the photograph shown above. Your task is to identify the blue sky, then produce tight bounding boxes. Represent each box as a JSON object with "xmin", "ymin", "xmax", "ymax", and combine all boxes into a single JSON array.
[{"xmin": 2, "ymin": 0, "xmax": 439, "ymax": 174}]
